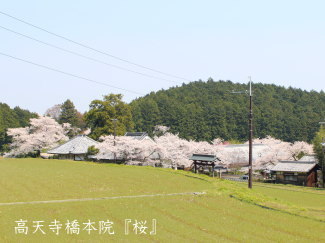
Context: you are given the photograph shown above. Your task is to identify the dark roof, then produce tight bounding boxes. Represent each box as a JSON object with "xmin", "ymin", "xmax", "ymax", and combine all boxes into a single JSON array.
[
  {"xmin": 271, "ymin": 161, "xmax": 318, "ymax": 173},
  {"xmin": 189, "ymin": 154, "xmax": 220, "ymax": 162}
]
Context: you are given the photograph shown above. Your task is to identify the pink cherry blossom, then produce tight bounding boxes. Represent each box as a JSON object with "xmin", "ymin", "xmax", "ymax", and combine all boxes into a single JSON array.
[{"xmin": 6, "ymin": 116, "xmax": 72, "ymax": 157}]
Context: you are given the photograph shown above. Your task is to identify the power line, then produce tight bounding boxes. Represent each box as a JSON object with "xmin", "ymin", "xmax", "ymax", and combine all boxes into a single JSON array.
[
  {"xmin": 0, "ymin": 10, "xmax": 191, "ymax": 82},
  {"xmin": 0, "ymin": 51, "xmax": 144, "ymax": 96},
  {"xmin": 0, "ymin": 51, "xmax": 186, "ymax": 124},
  {"xmin": 0, "ymin": 50, "xmax": 197, "ymax": 126},
  {"xmin": 0, "ymin": 25, "xmax": 180, "ymax": 84}
]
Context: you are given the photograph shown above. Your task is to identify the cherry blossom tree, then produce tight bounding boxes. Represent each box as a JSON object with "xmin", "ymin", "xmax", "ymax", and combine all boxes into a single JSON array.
[
  {"xmin": 154, "ymin": 131, "xmax": 222, "ymax": 168},
  {"xmin": 212, "ymin": 138, "xmax": 223, "ymax": 146},
  {"xmin": 153, "ymin": 125, "xmax": 170, "ymax": 136},
  {"xmin": 95, "ymin": 135, "xmax": 159, "ymax": 161},
  {"xmin": 93, "ymin": 124, "xmax": 313, "ymax": 171},
  {"xmin": 94, "ymin": 127, "xmax": 222, "ymax": 168},
  {"xmin": 44, "ymin": 104, "xmax": 62, "ymax": 121},
  {"xmin": 250, "ymin": 136, "xmax": 291, "ymax": 167},
  {"xmin": 154, "ymin": 132, "xmax": 193, "ymax": 167},
  {"xmin": 6, "ymin": 116, "xmax": 72, "ymax": 157},
  {"xmin": 247, "ymin": 136, "xmax": 314, "ymax": 169},
  {"xmin": 81, "ymin": 128, "xmax": 92, "ymax": 135},
  {"xmin": 289, "ymin": 141, "xmax": 313, "ymax": 161},
  {"xmin": 218, "ymin": 148, "xmax": 246, "ymax": 166}
]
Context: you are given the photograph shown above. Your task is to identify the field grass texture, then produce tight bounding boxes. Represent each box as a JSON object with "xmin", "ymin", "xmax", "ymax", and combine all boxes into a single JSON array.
[{"xmin": 0, "ymin": 158, "xmax": 324, "ymax": 242}]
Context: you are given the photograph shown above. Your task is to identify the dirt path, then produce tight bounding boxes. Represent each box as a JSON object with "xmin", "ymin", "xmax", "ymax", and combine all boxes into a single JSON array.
[{"xmin": 0, "ymin": 191, "xmax": 206, "ymax": 206}]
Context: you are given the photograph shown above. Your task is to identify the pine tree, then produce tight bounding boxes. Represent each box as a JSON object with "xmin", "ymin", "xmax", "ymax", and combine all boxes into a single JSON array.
[{"xmin": 58, "ymin": 99, "xmax": 78, "ymax": 127}]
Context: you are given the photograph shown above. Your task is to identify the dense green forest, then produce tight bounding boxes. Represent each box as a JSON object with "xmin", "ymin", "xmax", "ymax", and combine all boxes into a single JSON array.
[
  {"xmin": 130, "ymin": 79, "xmax": 325, "ymax": 142},
  {"xmin": 0, "ymin": 103, "xmax": 37, "ymax": 151},
  {"xmin": 1, "ymin": 80, "xmax": 324, "ymax": 149}
]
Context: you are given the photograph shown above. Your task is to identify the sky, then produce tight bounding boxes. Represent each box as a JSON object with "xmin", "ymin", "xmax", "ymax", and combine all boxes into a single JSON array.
[{"xmin": 0, "ymin": 0, "xmax": 324, "ymax": 114}]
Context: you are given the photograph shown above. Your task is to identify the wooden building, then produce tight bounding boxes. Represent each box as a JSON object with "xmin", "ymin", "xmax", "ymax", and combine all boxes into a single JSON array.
[
  {"xmin": 48, "ymin": 135, "xmax": 99, "ymax": 161},
  {"xmin": 189, "ymin": 154, "xmax": 224, "ymax": 177},
  {"xmin": 271, "ymin": 161, "xmax": 320, "ymax": 187}
]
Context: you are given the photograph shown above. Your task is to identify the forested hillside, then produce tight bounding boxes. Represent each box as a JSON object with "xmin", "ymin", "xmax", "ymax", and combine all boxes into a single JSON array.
[
  {"xmin": 0, "ymin": 103, "xmax": 37, "ymax": 151},
  {"xmin": 130, "ymin": 79, "xmax": 325, "ymax": 142}
]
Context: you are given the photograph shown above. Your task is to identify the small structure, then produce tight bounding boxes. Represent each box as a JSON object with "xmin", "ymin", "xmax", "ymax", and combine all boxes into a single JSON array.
[
  {"xmin": 124, "ymin": 132, "xmax": 154, "ymax": 142},
  {"xmin": 271, "ymin": 161, "xmax": 320, "ymax": 187},
  {"xmin": 48, "ymin": 135, "xmax": 99, "ymax": 161},
  {"xmin": 189, "ymin": 154, "xmax": 223, "ymax": 177}
]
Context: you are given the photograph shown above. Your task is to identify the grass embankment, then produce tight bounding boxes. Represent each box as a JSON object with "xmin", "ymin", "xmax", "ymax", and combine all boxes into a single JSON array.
[{"xmin": 0, "ymin": 158, "xmax": 324, "ymax": 242}]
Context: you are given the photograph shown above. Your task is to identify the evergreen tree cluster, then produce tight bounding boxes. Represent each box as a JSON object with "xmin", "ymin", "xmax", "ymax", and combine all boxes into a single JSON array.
[
  {"xmin": 46, "ymin": 99, "xmax": 87, "ymax": 130},
  {"xmin": 130, "ymin": 79, "xmax": 325, "ymax": 142},
  {"xmin": 59, "ymin": 99, "xmax": 78, "ymax": 126},
  {"xmin": 313, "ymin": 126, "xmax": 325, "ymax": 167},
  {"xmin": 2, "ymin": 80, "xmax": 324, "ymax": 150},
  {"xmin": 84, "ymin": 94, "xmax": 134, "ymax": 140},
  {"xmin": 0, "ymin": 103, "xmax": 37, "ymax": 151}
]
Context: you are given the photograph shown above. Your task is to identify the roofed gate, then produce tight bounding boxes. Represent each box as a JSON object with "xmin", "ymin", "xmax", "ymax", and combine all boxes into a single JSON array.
[{"xmin": 189, "ymin": 154, "xmax": 222, "ymax": 177}]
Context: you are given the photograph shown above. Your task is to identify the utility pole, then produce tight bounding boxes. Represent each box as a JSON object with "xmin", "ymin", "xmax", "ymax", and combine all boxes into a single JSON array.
[
  {"xmin": 319, "ymin": 121, "xmax": 325, "ymax": 187},
  {"xmin": 111, "ymin": 119, "xmax": 118, "ymax": 146},
  {"xmin": 111, "ymin": 119, "xmax": 118, "ymax": 163},
  {"xmin": 248, "ymin": 77, "xmax": 253, "ymax": 189},
  {"xmin": 322, "ymin": 137, "xmax": 325, "ymax": 188},
  {"xmin": 231, "ymin": 77, "xmax": 254, "ymax": 189}
]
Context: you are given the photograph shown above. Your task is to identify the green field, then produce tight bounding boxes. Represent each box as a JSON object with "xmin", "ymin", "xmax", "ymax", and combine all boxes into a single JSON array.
[{"xmin": 0, "ymin": 158, "xmax": 324, "ymax": 242}]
